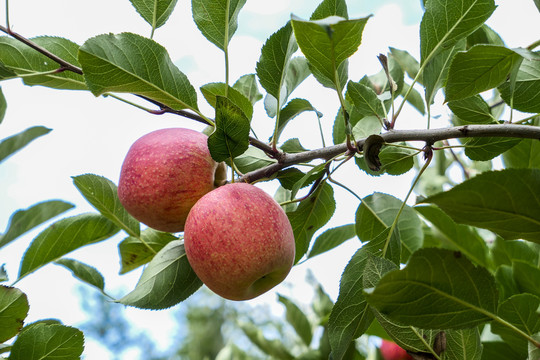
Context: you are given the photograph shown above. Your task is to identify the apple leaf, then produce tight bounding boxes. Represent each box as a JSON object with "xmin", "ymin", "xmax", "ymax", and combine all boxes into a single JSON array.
[
  {"xmin": 238, "ymin": 321, "xmax": 295, "ymax": 360},
  {"xmin": 291, "ymin": 15, "xmax": 370, "ymax": 90},
  {"xmin": 419, "ymin": 0, "xmax": 496, "ymax": 64},
  {"xmin": 0, "ymin": 200, "xmax": 74, "ymax": 250},
  {"xmin": 233, "ymin": 147, "xmax": 277, "ymax": 174},
  {"xmin": 346, "ymin": 81, "xmax": 385, "ymax": 119},
  {"xmin": 463, "ymin": 136, "xmax": 521, "ymax": 161},
  {"xmin": 499, "ymin": 56, "xmax": 540, "ymax": 113},
  {"xmin": 307, "ymin": 224, "xmax": 356, "ymax": 259},
  {"xmin": 118, "ymin": 228, "xmax": 177, "ymax": 274},
  {"xmin": 422, "ymin": 169, "xmax": 540, "ymax": 242},
  {"xmin": 389, "ymin": 47, "xmax": 420, "ymax": 81},
  {"xmin": 207, "ymin": 96, "xmax": 250, "ymax": 163},
  {"xmin": 129, "ymin": 0, "xmax": 178, "ymax": 31},
  {"xmin": 0, "ymin": 126, "xmax": 51, "ymax": 164},
  {"xmin": 445, "ymin": 328, "xmax": 483, "ymax": 360},
  {"xmin": 0, "ymin": 36, "xmax": 86, "ymax": 90},
  {"xmin": 275, "ymin": 98, "xmax": 321, "ymax": 142},
  {"xmin": 447, "ymin": 94, "xmax": 495, "ymax": 124},
  {"xmin": 482, "ymin": 341, "xmax": 523, "ymax": 360},
  {"xmin": 512, "ymin": 260, "xmax": 540, "ymax": 298},
  {"xmin": 445, "ymin": 45, "xmax": 522, "ymax": 101},
  {"xmin": 118, "ymin": 240, "xmax": 202, "ymax": 309},
  {"xmin": 18, "ymin": 213, "xmax": 119, "ymax": 280},
  {"xmin": 0, "ymin": 286, "xmax": 29, "ymax": 343},
  {"xmin": 79, "ymin": 32, "xmax": 198, "ymax": 111},
  {"xmin": 0, "ymin": 87, "xmax": 6, "ymax": 124},
  {"xmin": 233, "ymin": 74, "xmax": 262, "ymax": 106},
  {"xmin": 310, "ymin": 0, "xmax": 348, "ymax": 20},
  {"xmin": 72, "ymin": 174, "xmax": 140, "ymax": 237},
  {"xmin": 54, "ymin": 258, "xmax": 106, "ymax": 293},
  {"xmin": 355, "ymin": 193, "xmax": 423, "ymax": 263},
  {"xmin": 355, "ymin": 144, "xmax": 416, "ymax": 177},
  {"xmin": 503, "ymin": 122, "xmax": 540, "ymax": 169},
  {"xmin": 191, "ymin": 0, "xmax": 247, "ymax": 51},
  {"xmin": 277, "ymin": 295, "xmax": 313, "ymax": 346},
  {"xmin": 200, "ymin": 82, "xmax": 253, "ymax": 120},
  {"xmin": 424, "ymin": 42, "xmax": 465, "ymax": 106},
  {"xmin": 9, "ymin": 323, "xmax": 84, "ymax": 360},
  {"xmin": 366, "ymin": 248, "xmax": 498, "ymax": 329},
  {"xmin": 287, "ymin": 182, "xmax": 336, "ymax": 263},
  {"xmin": 495, "ymin": 265, "xmax": 520, "ymax": 301},
  {"xmin": 491, "ymin": 238, "xmax": 539, "ymax": 268}
]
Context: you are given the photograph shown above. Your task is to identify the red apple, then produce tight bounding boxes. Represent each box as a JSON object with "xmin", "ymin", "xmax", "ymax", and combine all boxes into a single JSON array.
[
  {"xmin": 184, "ymin": 183, "xmax": 295, "ymax": 301},
  {"xmin": 380, "ymin": 340, "xmax": 413, "ymax": 360},
  {"xmin": 118, "ymin": 128, "xmax": 225, "ymax": 232}
]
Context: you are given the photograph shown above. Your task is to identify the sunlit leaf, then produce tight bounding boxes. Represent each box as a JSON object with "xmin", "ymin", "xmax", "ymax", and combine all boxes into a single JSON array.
[
  {"xmin": 0, "ymin": 286, "xmax": 28, "ymax": 342},
  {"xmin": 310, "ymin": 0, "xmax": 348, "ymax": 20},
  {"xmin": 18, "ymin": 213, "xmax": 119, "ymax": 280},
  {"xmin": 130, "ymin": 0, "xmax": 178, "ymax": 31},
  {"xmin": 201, "ymin": 82, "xmax": 253, "ymax": 120},
  {"xmin": 79, "ymin": 32, "xmax": 198, "ymax": 110},
  {"xmin": 118, "ymin": 240, "xmax": 202, "ymax": 309},
  {"xmin": 0, "ymin": 126, "xmax": 51, "ymax": 164},
  {"xmin": 0, "ymin": 200, "xmax": 74, "ymax": 250},
  {"xmin": 233, "ymin": 74, "xmax": 262, "ymax": 106},
  {"xmin": 422, "ymin": 169, "xmax": 540, "ymax": 242},
  {"xmin": 233, "ymin": 147, "xmax": 276, "ymax": 174}
]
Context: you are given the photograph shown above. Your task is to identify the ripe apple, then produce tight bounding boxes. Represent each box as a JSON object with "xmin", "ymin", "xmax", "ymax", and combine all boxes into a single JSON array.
[
  {"xmin": 118, "ymin": 128, "xmax": 225, "ymax": 233},
  {"xmin": 183, "ymin": 182, "xmax": 295, "ymax": 301},
  {"xmin": 380, "ymin": 340, "xmax": 413, "ymax": 360}
]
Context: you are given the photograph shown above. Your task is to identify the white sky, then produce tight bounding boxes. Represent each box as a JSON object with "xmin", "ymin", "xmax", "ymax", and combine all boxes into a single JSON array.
[{"xmin": 0, "ymin": 1, "xmax": 539, "ymax": 358}]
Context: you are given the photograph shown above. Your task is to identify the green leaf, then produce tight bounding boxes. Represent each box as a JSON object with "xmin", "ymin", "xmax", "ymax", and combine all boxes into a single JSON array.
[
  {"xmin": 491, "ymin": 294, "xmax": 540, "ymax": 357},
  {"xmin": 72, "ymin": 174, "xmax": 140, "ymax": 237},
  {"xmin": 233, "ymin": 147, "xmax": 276, "ymax": 174},
  {"xmin": 287, "ymin": 182, "xmax": 336, "ymax": 263},
  {"xmin": 355, "ymin": 193, "xmax": 423, "ymax": 262},
  {"xmin": 233, "ymin": 74, "xmax": 262, "ymax": 106},
  {"xmin": 200, "ymin": 82, "xmax": 253, "ymax": 120},
  {"xmin": 207, "ymin": 96, "xmax": 250, "ymax": 162},
  {"xmin": 401, "ymin": 82, "xmax": 425, "ymax": 115},
  {"xmin": 495, "ymin": 265, "xmax": 520, "ymax": 301},
  {"xmin": 445, "ymin": 45, "xmax": 522, "ymax": 101},
  {"xmin": 18, "ymin": 213, "xmax": 119, "ymax": 280},
  {"xmin": 191, "ymin": 0, "xmax": 247, "ymax": 51},
  {"xmin": 79, "ymin": 32, "xmax": 198, "ymax": 110},
  {"xmin": 275, "ymin": 98, "xmax": 322, "ymax": 141},
  {"xmin": 346, "ymin": 81, "xmax": 385, "ymax": 119},
  {"xmin": 389, "ymin": 47, "xmax": 420, "ymax": 81},
  {"xmin": 481, "ymin": 342, "xmax": 522, "ymax": 360},
  {"xmin": 366, "ymin": 248, "xmax": 498, "ymax": 329},
  {"xmin": 0, "ymin": 126, "xmax": 51, "ymax": 164},
  {"xmin": 308, "ymin": 224, "xmax": 356, "ymax": 259},
  {"xmin": 424, "ymin": 42, "xmax": 465, "ymax": 106},
  {"xmin": 503, "ymin": 124, "xmax": 540, "ymax": 169},
  {"xmin": 422, "ymin": 169, "xmax": 540, "ymax": 242},
  {"xmin": 0, "ymin": 36, "xmax": 86, "ymax": 90},
  {"xmin": 445, "ymin": 328, "xmax": 483, "ymax": 360},
  {"xmin": 280, "ymin": 138, "xmax": 309, "ymax": 153},
  {"xmin": 277, "ymin": 167, "xmax": 318, "ymax": 191},
  {"xmin": 310, "ymin": 0, "xmax": 348, "ymax": 20},
  {"xmin": 0, "ymin": 200, "xmax": 74, "ymax": 250},
  {"xmin": 356, "ymin": 144, "xmax": 416, "ymax": 177},
  {"xmin": 467, "ymin": 24, "xmax": 504, "ymax": 47},
  {"xmin": 291, "ymin": 15, "xmax": 370, "ymax": 90},
  {"xmin": 238, "ymin": 321, "xmax": 294, "ymax": 360},
  {"xmin": 9, "ymin": 323, "xmax": 84, "ymax": 360},
  {"xmin": 464, "ymin": 136, "xmax": 521, "ymax": 161},
  {"xmin": 0, "ymin": 286, "xmax": 28, "ymax": 342},
  {"xmin": 351, "ymin": 115, "xmax": 382, "ymax": 140},
  {"xmin": 0, "ymin": 87, "xmax": 6, "ymax": 124},
  {"xmin": 512, "ymin": 260, "xmax": 540, "ymax": 297},
  {"xmin": 491, "ymin": 237, "xmax": 539, "ymax": 267},
  {"xmin": 499, "ymin": 57, "xmax": 540, "ymax": 113},
  {"xmin": 54, "ymin": 258, "xmax": 105, "ymax": 292},
  {"xmin": 118, "ymin": 228, "xmax": 177, "ymax": 274},
  {"xmin": 256, "ymin": 22, "xmax": 297, "ymax": 102},
  {"xmin": 419, "ymin": 0, "xmax": 496, "ymax": 64},
  {"xmin": 278, "ymin": 295, "xmax": 313, "ymax": 346},
  {"xmin": 415, "ymin": 205, "xmax": 490, "ymax": 268},
  {"xmin": 447, "ymin": 95, "xmax": 495, "ymax": 124},
  {"xmin": 130, "ymin": 0, "xmax": 178, "ymax": 30},
  {"xmin": 118, "ymin": 240, "xmax": 202, "ymax": 309},
  {"xmin": 0, "ymin": 265, "xmax": 7, "ymax": 282}
]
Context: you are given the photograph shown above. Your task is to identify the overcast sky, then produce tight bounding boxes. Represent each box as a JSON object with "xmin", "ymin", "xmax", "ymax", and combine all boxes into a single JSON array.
[{"xmin": 1, "ymin": 1, "xmax": 539, "ymax": 358}]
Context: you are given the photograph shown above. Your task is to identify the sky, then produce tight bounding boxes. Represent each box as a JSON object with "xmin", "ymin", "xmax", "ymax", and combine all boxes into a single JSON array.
[{"xmin": 1, "ymin": 0, "xmax": 539, "ymax": 358}]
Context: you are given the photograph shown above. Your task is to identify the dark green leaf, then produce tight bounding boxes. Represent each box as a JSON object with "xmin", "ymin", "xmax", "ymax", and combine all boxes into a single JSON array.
[
  {"xmin": 447, "ymin": 95, "xmax": 495, "ymax": 124},
  {"xmin": 346, "ymin": 81, "xmax": 385, "ymax": 119},
  {"xmin": 0, "ymin": 36, "xmax": 86, "ymax": 90},
  {"xmin": 79, "ymin": 32, "xmax": 198, "ymax": 110},
  {"xmin": 512, "ymin": 260, "xmax": 540, "ymax": 297},
  {"xmin": 0, "ymin": 286, "xmax": 28, "ymax": 342},
  {"xmin": 119, "ymin": 228, "xmax": 177, "ymax": 274},
  {"xmin": 0, "ymin": 126, "xmax": 51, "ymax": 164},
  {"xmin": 72, "ymin": 174, "xmax": 140, "ymax": 237},
  {"xmin": 0, "ymin": 200, "xmax": 74, "ymax": 250},
  {"xmin": 192, "ymin": 0, "xmax": 247, "ymax": 51},
  {"xmin": 9, "ymin": 324, "xmax": 84, "ymax": 360},
  {"xmin": 207, "ymin": 96, "xmax": 250, "ymax": 162},
  {"xmin": 415, "ymin": 205, "xmax": 490, "ymax": 268},
  {"xmin": 0, "ymin": 87, "xmax": 6, "ymax": 123},
  {"xmin": 233, "ymin": 147, "xmax": 276, "ymax": 174},
  {"xmin": 495, "ymin": 265, "xmax": 520, "ymax": 301},
  {"xmin": 467, "ymin": 24, "xmax": 504, "ymax": 47},
  {"xmin": 356, "ymin": 144, "xmax": 416, "ymax": 177},
  {"xmin": 373, "ymin": 311, "xmax": 437, "ymax": 352},
  {"xmin": 130, "ymin": 0, "xmax": 178, "ymax": 30},
  {"xmin": 118, "ymin": 240, "xmax": 202, "ymax": 309},
  {"xmin": 288, "ymin": 182, "xmax": 336, "ymax": 263},
  {"xmin": 355, "ymin": 193, "xmax": 423, "ymax": 262},
  {"xmin": 366, "ymin": 248, "xmax": 499, "ymax": 329},
  {"xmin": 445, "ymin": 328, "xmax": 483, "ymax": 360},
  {"xmin": 446, "ymin": 45, "xmax": 522, "ymax": 101},
  {"xmin": 290, "ymin": 164, "xmax": 326, "ymax": 199},
  {"xmin": 275, "ymin": 98, "xmax": 321, "ymax": 140},
  {"xmin": 18, "ymin": 213, "xmax": 119, "ymax": 280},
  {"xmin": 424, "ymin": 42, "xmax": 465, "ymax": 105},
  {"xmin": 233, "ymin": 74, "xmax": 262, "ymax": 105},
  {"xmin": 499, "ymin": 57, "xmax": 540, "ymax": 113},
  {"xmin": 419, "ymin": 0, "xmax": 496, "ymax": 63},
  {"xmin": 422, "ymin": 169, "xmax": 540, "ymax": 242},
  {"xmin": 361, "ymin": 228, "xmax": 401, "ymax": 267},
  {"xmin": 201, "ymin": 82, "xmax": 253, "ymax": 120},
  {"xmin": 54, "ymin": 258, "xmax": 105, "ymax": 292},
  {"xmin": 491, "ymin": 237, "xmax": 539, "ymax": 268},
  {"xmin": 278, "ymin": 295, "xmax": 313, "ymax": 346},
  {"xmin": 238, "ymin": 321, "xmax": 294, "ymax": 360},
  {"xmin": 503, "ymin": 124, "xmax": 540, "ymax": 169},
  {"xmin": 481, "ymin": 342, "xmax": 523, "ymax": 360},
  {"xmin": 277, "ymin": 168, "xmax": 314, "ymax": 190},
  {"xmin": 310, "ymin": 0, "xmax": 348, "ymax": 20},
  {"xmin": 308, "ymin": 224, "xmax": 356, "ymax": 259},
  {"xmin": 464, "ymin": 136, "xmax": 521, "ymax": 161}
]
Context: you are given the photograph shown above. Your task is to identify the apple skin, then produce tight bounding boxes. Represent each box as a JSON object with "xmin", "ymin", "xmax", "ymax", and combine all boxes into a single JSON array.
[
  {"xmin": 183, "ymin": 183, "xmax": 296, "ymax": 301},
  {"xmin": 118, "ymin": 128, "xmax": 224, "ymax": 233},
  {"xmin": 380, "ymin": 340, "xmax": 413, "ymax": 360}
]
